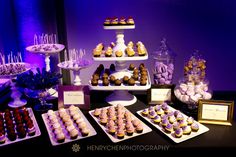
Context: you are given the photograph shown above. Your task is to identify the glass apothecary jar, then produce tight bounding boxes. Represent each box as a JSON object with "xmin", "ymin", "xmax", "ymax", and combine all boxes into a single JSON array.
[
  {"xmin": 153, "ymin": 38, "xmax": 175, "ymax": 85},
  {"xmin": 174, "ymin": 50, "xmax": 212, "ymax": 110}
]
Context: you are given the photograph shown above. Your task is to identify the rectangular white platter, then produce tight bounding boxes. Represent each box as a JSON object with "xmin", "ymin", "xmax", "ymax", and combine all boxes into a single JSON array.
[
  {"xmin": 89, "ymin": 70, "xmax": 151, "ymax": 91},
  {"xmin": 0, "ymin": 108, "xmax": 41, "ymax": 147},
  {"xmin": 41, "ymin": 108, "xmax": 97, "ymax": 146},
  {"xmin": 89, "ymin": 106, "xmax": 152, "ymax": 143},
  {"xmin": 137, "ymin": 105, "xmax": 209, "ymax": 143}
]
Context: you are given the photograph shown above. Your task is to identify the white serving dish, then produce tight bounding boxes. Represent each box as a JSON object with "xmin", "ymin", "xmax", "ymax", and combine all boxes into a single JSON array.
[
  {"xmin": 41, "ymin": 108, "xmax": 97, "ymax": 146},
  {"xmin": 137, "ymin": 105, "xmax": 209, "ymax": 143},
  {"xmin": 89, "ymin": 106, "xmax": 152, "ymax": 143},
  {"xmin": 0, "ymin": 108, "xmax": 41, "ymax": 147}
]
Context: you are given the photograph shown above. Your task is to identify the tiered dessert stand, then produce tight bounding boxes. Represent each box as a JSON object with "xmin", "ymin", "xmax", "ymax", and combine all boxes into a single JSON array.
[
  {"xmin": 57, "ymin": 49, "xmax": 93, "ymax": 85},
  {"xmin": 0, "ymin": 53, "xmax": 31, "ymax": 108},
  {"xmin": 89, "ymin": 25, "xmax": 151, "ymax": 106},
  {"xmin": 26, "ymin": 34, "xmax": 65, "ymax": 72}
]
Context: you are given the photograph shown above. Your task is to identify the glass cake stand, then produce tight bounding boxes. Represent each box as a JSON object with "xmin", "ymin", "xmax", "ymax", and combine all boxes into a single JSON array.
[
  {"xmin": 0, "ymin": 63, "xmax": 31, "ymax": 108},
  {"xmin": 26, "ymin": 44, "xmax": 65, "ymax": 72},
  {"xmin": 58, "ymin": 59, "xmax": 93, "ymax": 85}
]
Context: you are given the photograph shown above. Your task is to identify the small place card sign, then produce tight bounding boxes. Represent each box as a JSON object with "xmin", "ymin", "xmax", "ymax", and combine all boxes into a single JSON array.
[
  {"xmin": 63, "ymin": 91, "xmax": 84, "ymax": 105},
  {"xmin": 198, "ymin": 100, "xmax": 234, "ymax": 126},
  {"xmin": 58, "ymin": 85, "xmax": 90, "ymax": 110},
  {"xmin": 151, "ymin": 88, "xmax": 171, "ymax": 102},
  {"xmin": 148, "ymin": 84, "xmax": 175, "ymax": 104}
]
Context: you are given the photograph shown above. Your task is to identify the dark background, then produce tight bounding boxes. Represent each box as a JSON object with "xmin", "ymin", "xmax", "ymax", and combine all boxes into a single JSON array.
[{"xmin": 0, "ymin": 0, "xmax": 236, "ymax": 88}]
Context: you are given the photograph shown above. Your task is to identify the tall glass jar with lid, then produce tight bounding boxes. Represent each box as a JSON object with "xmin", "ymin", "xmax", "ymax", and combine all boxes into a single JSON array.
[{"xmin": 153, "ymin": 38, "xmax": 175, "ymax": 85}]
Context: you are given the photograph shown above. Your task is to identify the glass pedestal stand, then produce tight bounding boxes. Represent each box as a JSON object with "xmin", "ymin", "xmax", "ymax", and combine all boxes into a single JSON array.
[
  {"xmin": 8, "ymin": 79, "xmax": 27, "ymax": 108},
  {"xmin": 58, "ymin": 60, "xmax": 93, "ymax": 86},
  {"xmin": 24, "ymin": 88, "xmax": 56, "ymax": 112},
  {"xmin": 44, "ymin": 54, "xmax": 51, "ymax": 72},
  {"xmin": 0, "ymin": 63, "xmax": 31, "ymax": 108}
]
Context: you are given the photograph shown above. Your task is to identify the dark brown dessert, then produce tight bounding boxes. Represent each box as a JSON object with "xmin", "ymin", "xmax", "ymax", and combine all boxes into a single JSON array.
[
  {"xmin": 110, "ymin": 64, "xmax": 116, "ymax": 71},
  {"xmin": 109, "ymin": 75, "xmax": 116, "ymax": 84},
  {"xmin": 133, "ymin": 68, "xmax": 139, "ymax": 75},
  {"xmin": 92, "ymin": 74, "xmax": 100, "ymax": 80},
  {"xmin": 123, "ymin": 76, "xmax": 129, "ymax": 84},
  {"xmin": 103, "ymin": 79, "xmax": 110, "ymax": 86},
  {"xmin": 132, "ymin": 74, "xmax": 139, "ymax": 81},
  {"xmin": 104, "ymin": 69, "xmax": 110, "ymax": 75},
  {"xmin": 115, "ymin": 79, "xmax": 122, "ymax": 86},
  {"xmin": 128, "ymin": 78, "xmax": 135, "ymax": 86},
  {"xmin": 129, "ymin": 64, "xmax": 135, "ymax": 71},
  {"xmin": 139, "ymin": 63, "xmax": 145, "ymax": 70},
  {"xmin": 102, "ymin": 73, "xmax": 109, "ymax": 80},
  {"xmin": 91, "ymin": 79, "xmax": 98, "ymax": 86},
  {"xmin": 140, "ymin": 78, "xmax": 147, "ymax": 86}
]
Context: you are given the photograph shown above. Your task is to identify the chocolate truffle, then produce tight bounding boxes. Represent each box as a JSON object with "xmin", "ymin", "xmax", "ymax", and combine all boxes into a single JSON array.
[
  {"xmin": 109, "ymin": 75, "xmax": 116, "ymax": 84},
  {"xmin": 91, "ymin": 79, "xmax": 98, "ymax": 86},
  {"xmin": 129, "ymin": 64, "xmax": 135, "ymax": 71},
  {"xmin": 115, "ymin": 79, "xmax": 122, "ymax": 86},
  {"xmin": 110, "ymin": 64, "xmax": 116, "ymax": 71},
  {"xmin": 133, "ymin": 68, "xmax": 139, "ymax": 75},
  {"xmin": 128, "ymin": 78, "xmax": 135, "ymax": 86},
  {"xmin": 123, "ymin": 76, "xmax": 129, "ymax": 84},
  {"xmin": 132, "ymin": 74, "xmax": 139, "ymax": 81},
  {"xmin": 103, "ymin": 79, "xmax": 109, "ymax": 86},
  {"xmin": 102, "ymin": 73, "xmax": 108, "ymax": 79}
]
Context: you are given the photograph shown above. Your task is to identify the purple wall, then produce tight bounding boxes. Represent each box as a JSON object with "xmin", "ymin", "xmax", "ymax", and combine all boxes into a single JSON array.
[{"xmin": 64, "ymin": 0, "xmax": 236, "ymax": 90}]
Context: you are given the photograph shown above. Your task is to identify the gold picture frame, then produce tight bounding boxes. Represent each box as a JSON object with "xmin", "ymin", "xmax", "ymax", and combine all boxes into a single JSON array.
[{"xmin": 198, "ymin": 99, "xmax": 234, "ymax": 126}]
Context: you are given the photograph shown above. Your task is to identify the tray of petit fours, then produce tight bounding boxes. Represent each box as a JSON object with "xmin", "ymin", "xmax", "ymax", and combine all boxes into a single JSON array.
[
  {"xmin": 41, "ymin": 105, "xmax": 97, "ymax": 146},
  {"xmin": 92, "ymin": 41, "xmax": 148, "ymax": 61},
  {"xmin": 89, "ymin": 63, "xmax": 151, "ymax": 91},
  {"xmin": 89, "ymin": 104, "xmax": 152, "ymax": 143},
  {"xmin": 0, "ymin": 108, "xmax": 41, "ymax": 146},
  {"xmin": 137, "ymin": 103, "xmax": 209, "ymax": 143}
]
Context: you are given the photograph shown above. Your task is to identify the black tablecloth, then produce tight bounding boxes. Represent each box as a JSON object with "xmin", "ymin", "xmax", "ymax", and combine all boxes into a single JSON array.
[{"xmin": 0, "ymin": 90, "xmax": 236, "ymax": 156}]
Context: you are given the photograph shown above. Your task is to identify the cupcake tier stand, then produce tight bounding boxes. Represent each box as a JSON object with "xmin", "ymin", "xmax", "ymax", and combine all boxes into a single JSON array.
[
  {"xmin": 90, "ymin": 25, "xmax": 150, "ymax": 106},
  {"xmin": 0, "ymin": 63, "xmax": 31, "ymax": 108}
]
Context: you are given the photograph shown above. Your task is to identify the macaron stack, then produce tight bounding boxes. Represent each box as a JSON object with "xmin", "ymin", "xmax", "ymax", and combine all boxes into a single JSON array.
[{"xmin": 153, "ymin": 61, "xmax": 174, "ymax": 85}]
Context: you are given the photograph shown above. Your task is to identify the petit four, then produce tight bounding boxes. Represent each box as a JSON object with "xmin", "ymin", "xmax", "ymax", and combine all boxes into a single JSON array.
[
  {"xmin": 175, "ymin": 128, "xmax": 183, "ymax": 138},
  {"xmin": 116, "ymin": 129, "xmax": 125, "ymax": 139},
  {"xmin": 191, "ymin": 122, "xmax": 199, "ymax": 132},
  {"xmin": 135, "ymin": 124, "xmax": 143, "ymax": 133},
  {"xmin": 115, "ymin": 50, "xmax": 123, "ymax": 57},
  {"xmin": 81, "ymin": 128, "xmax": 90, "ymax": 136},
  {"xmin": 126, "ymin": 17, "xmax": 135, "ymax": 25},
  {"xmin": 153, "ymin": 115, "xmax": 161, "ymax": 124},
  {"xmin": 182, "ymin": 126, "xmax": 191, "ymax": 135},
  {"xmin": 141, "ymin": 109, "xmax": 149, "ymax": 117},
  {"xmin": 0, "ymin": 133, "xmax": 6, "ymax": 144},
  {"xmin": 70, "ymin": 129, "xmax": 79, "ymax": 139},
  {"xmin": 165, "ymin": 123, "xmax": 173, "ymax": 133}
]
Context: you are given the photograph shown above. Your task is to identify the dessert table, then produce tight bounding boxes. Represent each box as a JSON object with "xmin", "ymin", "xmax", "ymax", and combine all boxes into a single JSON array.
[{"xmin": 0, "ymin": 89, "xmax": 235, "ymax": 156}]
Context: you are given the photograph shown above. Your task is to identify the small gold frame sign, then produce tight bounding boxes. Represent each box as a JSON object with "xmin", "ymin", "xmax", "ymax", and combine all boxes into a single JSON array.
[{"xmin": 198, "ymin": 100, "xmax": 234, "ymax": 126}]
